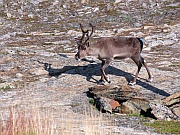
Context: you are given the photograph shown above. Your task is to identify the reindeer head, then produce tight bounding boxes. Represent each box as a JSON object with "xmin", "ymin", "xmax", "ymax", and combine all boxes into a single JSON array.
[{"xmin": 75, "ymin": 23, "xmax": 94, "ymax": 60}]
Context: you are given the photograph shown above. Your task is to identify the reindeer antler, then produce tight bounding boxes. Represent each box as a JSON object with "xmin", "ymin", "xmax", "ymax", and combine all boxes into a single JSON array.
[
  {"xmin": 77, "ymin": 23, "xmax": 95, "ymax": 47},
  {"xmin": 89, "ymin": 23, "xmax": 95, "ymax": 37},
  {"xmin": 79, "ymin": 23, "xmax": 89, "ymax": 43},
  {"xmin": 82, "ymin": 23, "xmax": 95, "ymax": 46}
]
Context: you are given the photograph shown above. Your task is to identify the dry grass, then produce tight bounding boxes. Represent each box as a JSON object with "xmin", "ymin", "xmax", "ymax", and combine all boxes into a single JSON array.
[
  {"xmin": 0, "ymin": 106, "xmax": 57, "ymax": 135},
  {"xmin": 0, "ymin": 104, "xmax": 120, "ymax": 135}
]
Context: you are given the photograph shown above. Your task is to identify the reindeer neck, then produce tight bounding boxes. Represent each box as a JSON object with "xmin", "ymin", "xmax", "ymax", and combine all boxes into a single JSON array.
[{"xmin": 86, "ymin": 44, "xmax": 100, "ymax": 57}]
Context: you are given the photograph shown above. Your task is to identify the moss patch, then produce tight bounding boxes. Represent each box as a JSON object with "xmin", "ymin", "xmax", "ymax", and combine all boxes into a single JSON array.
[{"xmin": 145, "ymin": 120, "xmax": 180, "ymax": 134}]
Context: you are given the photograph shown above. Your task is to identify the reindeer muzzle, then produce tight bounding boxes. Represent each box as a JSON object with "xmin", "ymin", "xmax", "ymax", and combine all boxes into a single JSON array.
[{"xmin": 75, "ymin": 54, "xmax": 80, "ymax": 61}]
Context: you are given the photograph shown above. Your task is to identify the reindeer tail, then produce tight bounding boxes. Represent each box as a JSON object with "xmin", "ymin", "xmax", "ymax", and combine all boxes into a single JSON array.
[{"xmin": 137, "ymin": 38, "xmax": 145, "ymax": 52}]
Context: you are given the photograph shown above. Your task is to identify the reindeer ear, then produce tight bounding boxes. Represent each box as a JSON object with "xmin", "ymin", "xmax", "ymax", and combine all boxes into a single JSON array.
[
  {"xmin": 81, "ymin": 45, "xmax": 87, "ymax": 50},
  {"xmin": 86, "ymin": 42, "xmax": 90, "ymax": 47}
]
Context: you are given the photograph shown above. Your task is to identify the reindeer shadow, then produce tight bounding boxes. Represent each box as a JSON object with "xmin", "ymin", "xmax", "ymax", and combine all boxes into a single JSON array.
[{"xmin": 44, "ymin": 60, "xmax": 170, "ymax": 97}]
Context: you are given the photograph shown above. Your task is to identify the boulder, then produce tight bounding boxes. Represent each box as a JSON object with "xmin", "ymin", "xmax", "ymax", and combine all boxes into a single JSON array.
[
  {"xmin": 88, "ymin": 85, "xmax": 180, "ymax": 120},
  {"xmin": 89, "ymin": 85, "xmax": 139, "ymax": 101},
  {"xmin": 171, "ymin": 105, "xmax": 180, "ymax": 117},
  {"xmin": 95, "ymin": 97, "xmax": 120, "ymax": 113},
  {"xmin": 109, "ymin": 99, "xmax": 120, "ymax": 110},
  {"xmin": 121, "ymin": 100, "xmax": 141, "ymax": 115},
  {"xmin": 162, "ymin": 92, "xmax": 180, "ymax": 118},
  {"xmin": 149, "ymin": 102, "xmax": 178, "ymax": 121},
  {"xmin": 96, "ymin": 97, "xmax": 112, "ymax": 113},
  {"xmin": 121, "ymin": 98, "xmax": 150, "ymax": 115},
  {"xmin": 162, "ymin": 92, "xmax": 180, "ymax": 106},
  {"xmin": 88, "ymin": 85, "xmax": 150, "ymax": 115}
]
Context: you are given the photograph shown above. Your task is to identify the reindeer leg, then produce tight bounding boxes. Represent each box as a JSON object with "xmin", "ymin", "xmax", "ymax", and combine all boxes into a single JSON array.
[
  {"xmin": 140, "ymin": 56, "xmax": 153, "ymax": 82},
  {"xmin": 99, "ymin": 60, "xmax": 105, "ymax": 83},
  {"xmin": 130, "ymin": 56, "xmax": 142, "ymax": 85},
  {"xmin": 99, "ymin": 59, "xmax": 111, "ymax": 84}
]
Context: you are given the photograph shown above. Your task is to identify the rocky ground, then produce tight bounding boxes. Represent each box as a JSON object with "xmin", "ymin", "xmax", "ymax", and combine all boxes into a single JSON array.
[{"xmin": 0, "ymin": 0, "xmax": 180, "ymax": 135}]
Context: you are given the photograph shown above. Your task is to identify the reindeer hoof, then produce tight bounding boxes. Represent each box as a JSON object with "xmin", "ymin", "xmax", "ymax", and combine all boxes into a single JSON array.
[
  {"xmin": 107, "ymin": 77, "xmax": 111, "ymax": 84},
  {"xmin": 147, "ymin": 78, "xmax": 153, "ymax": 82},
  {"xmin": 129, "ymin": 81, "xmax": 136, "ymax": 86},
  {"xmin": 98, "ymin": 80, "xmax": 106, "ymax": 85},
  {"xmin": 106, "ymin": 77, "xmax": 111, "ymax": 83}
]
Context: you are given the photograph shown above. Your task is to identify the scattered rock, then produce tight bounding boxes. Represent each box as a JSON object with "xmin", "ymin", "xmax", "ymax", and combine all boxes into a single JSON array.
[
  {"xmin": 162, "ymin": 92, "xmax": 180, "ymax": 106},
  {"xmin": 81, "ymin": 0, "xmax": 89, "ymax": 3},
  {"xmin": 89, "ymin": 85, "xmax": 180, "ymax": 121},
  {"xmin": 39, "ymin": 77, "xmax": 49, "ymax": 83},
  {"xmin": 6, "ymin": 13, "xmax": 12, "ymax": 18},
  {"xmin": 109, "ymin": 99, "xmax": 120, "ymax": 110},
  {"xmin": 96, "ymin": 97, "xmax": 120, "ymax": 113},
  {"xmin": 30, "ymin": 67, "xmax": 49, "ymax": 76},
  {"xmin": 121, "ymin": 100, "xmax": 141, "ymax": 115},
  {"xmin": 163, "ymin": 39, "xmax": 175, "ymax": 45},
  {"xmin": 89, "ymin": 85, "xmax": 139, "ymax": 101},
  {"xmin": 162, "ymin": 92, "xmax": 180, "ymax": 118},
  {"xmin": 114, "ymin": 0, "xmax": 122, "ymax": 4},
  {"xmin": 143, "ymin": 26, "xmax": 154, "ymax": 30},
  {"xmin": 16, "ymin": 73, "xmax": 23, "ymax": 78},
  {"xmin": 149, "ymin": 102, "xmax": 178, "ymax": 121},
  {"xmin": 96, "ymin": 97, "xmax": 113, "ymax": 113},
  {"xmin": 167, "ymin": 2, "xmax": 180, "ymax": 7},
  {"xmin": 89, "ymin": 85, "xmax": 150, "ymax": 115},
  {"xmin": 171, "ymin": 105, "xmax": 180, "ymax": 117},
  {"xmin": 134, "ymin": 23, "xmax": 142, "ymax": 27},
  {"xmin": 163, "ymin": 28, "xmax": 171, "ymax": 33}
]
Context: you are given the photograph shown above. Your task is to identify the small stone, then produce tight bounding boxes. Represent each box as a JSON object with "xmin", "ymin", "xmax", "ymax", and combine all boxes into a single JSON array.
[
  {"xmin": 39, "ymin": 78, "xmax": 49, "ymax": 82},
  {"xmin": 6, "ymin": 13, "xmax": 12, "ymax": 18},
  {"xmin": 163, "ymin": 28, "xmax": 171, "ymax": 33},
  {"xmin": 28, "ymin": 14, "xmax": 34, "ymax": 18},
  {"xmin": 142, "ymin": 3, "xmax": 147, "ymax": 8},
  {"xmin": 30, "ymin": 67, "xmax": 49, "ymax": 76},
  {"xmin": 163, "ymin": 39, "xmax": 175, "ymax": 45},
  {"xmin": 16, "ymin": 73, "xmax": 23, "ymax": 78},
  {"xmin": 114, "ymin": 0, "xmax": 122, "ymax": 4},
  {"xmin": 134, "ymin": 23, "xmax": 142, "ymax": 27},
  {"xmin": 109, "ymin": 99, "xmax": 120, "ymax": 109},
  {"xmin": 81, "ymin": 0, "xmax": 89, "ymax": 3},
  {"xmin": 93, "ymin": 7, "xmax": 99, "ymax": 12},
  {"xmin": 143, "ymin": 26, "xmax": 154, "ymax": 30}
]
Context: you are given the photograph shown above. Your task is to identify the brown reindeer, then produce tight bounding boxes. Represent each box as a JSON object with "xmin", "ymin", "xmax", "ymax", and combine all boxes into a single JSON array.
[{"xmin": 75, "ymin": 23, "xmax": 152, "ymax": 85}]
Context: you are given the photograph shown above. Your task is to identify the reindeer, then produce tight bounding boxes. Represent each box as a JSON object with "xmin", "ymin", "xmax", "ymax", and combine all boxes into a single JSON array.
[{"xmin": 75, "ymin": 23, "xmax": 152, "ymax": 85}]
